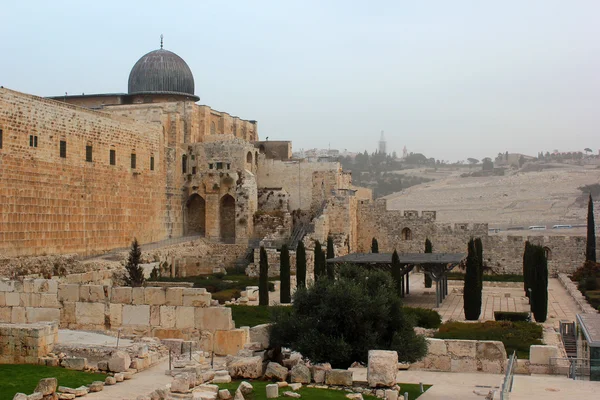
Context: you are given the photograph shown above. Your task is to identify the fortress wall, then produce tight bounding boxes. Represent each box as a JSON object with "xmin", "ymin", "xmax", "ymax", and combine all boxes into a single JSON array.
[
  {"xmin": 0, "ymin": 88, "xmax": 169, "ymax": 257},
  {"xmin": 0, "ymin": 278, "xmax": 234, "ymax": 339},
  {"xmin": 352, "ymin": 198, "xmax": 595, "ymax": 274}
]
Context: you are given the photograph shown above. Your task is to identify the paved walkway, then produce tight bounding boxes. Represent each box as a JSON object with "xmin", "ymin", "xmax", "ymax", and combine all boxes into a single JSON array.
[
  {"xmin": 85, "ymin": 360, "xmax": 171, "ymax": 400},
  {"xmin": 402, "ymin": 272, "xmax": 581, "ymax": 328}
]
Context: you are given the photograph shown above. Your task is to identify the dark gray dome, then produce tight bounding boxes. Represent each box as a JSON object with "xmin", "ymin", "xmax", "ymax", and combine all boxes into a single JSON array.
[{"xmin": 128, "ymin": 48, "xmax": 198, "ymax": 99}]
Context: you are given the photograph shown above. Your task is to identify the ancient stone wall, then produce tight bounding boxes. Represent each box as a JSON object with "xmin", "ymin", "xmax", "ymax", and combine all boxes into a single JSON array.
[
  {"xmin": 254, "ymin": 141, "xmax": 292, "ymax": 160},
  {"xmin": 0, "ymin": 88, "xmax": 168, "ymax": 257},
  {"xmin": 258, "ymin": 188, "xmax": 290, "ymax": 212},
  {"xmin": 0, "ymin": 321, "xmax": 58, "ymax": 364},
  {"xmin": 0, "ymin": 278, "xmax": 235, "ymax": 340}
]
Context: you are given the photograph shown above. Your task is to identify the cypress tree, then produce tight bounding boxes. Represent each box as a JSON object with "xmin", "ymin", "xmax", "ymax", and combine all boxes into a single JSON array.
[
  {"xmin": 326, "ymin": 236, "xmax": 335, "ymax": 280},
  {"xmin": 280, "ymin": 244, "xmax": 291, "ymax": 304},
  {"xmin": 531, "ymin": 244, "xmax": 548, "ymax": 322},
  {"xmin": 463, "ymin": 238, "xmax": 481, "ymax": 320},
  {"xmin": 371, "ymin": 238, "xmax": 379, "ymax": 253},
  {"xmin": 259, "ymin": 246, "xmax": 269, "ymax": 306},
  {"xmin": 424, "ymin": 238, "xmax": 433, "ymax": 288},
  {"xmin": 474, "ymin": 237, "xmax": 484, "ymax": 317},
  {"xmin": 392, "ymin": 250, "xmax": 402, "ymax": 295},
  {"xmin": 314, "ymin": 241, "xmax": 323, "ymax": 281},
  {"xmin": 296, "ymin": 241, "xmax": 307, "ymax": 289},
  {"xmin": 125, "ymin": 238, "xmax": 145, "ymax": 287},
  {"xmin": 587, "ymin": 194, "xmax": 596, "ymax": 263}
]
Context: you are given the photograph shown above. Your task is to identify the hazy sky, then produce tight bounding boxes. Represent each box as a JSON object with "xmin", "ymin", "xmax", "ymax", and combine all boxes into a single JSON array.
[{"xmin": 1, "ymin": 1, "xmax": 599, "ymax": 161}]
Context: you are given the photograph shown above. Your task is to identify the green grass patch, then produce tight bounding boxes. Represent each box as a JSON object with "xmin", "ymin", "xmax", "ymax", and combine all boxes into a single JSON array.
[
  {"xmin": 446, "ymin": 272, "xmax": 523, "ymax": 282},
  {"xmin": 216, "ymin": 380, "xmax": 430, "ymax": 399},
  {"xmin": 0, "ymin": 365, "xmax": 106, "ymax": 399},
  {"xmin": 155, "ymin": 273, "xmax": 277, "ymax": 304},
  {"xmin": 434, "ymin": 320, "xmax": 543, "ymax": 359},
  {"xmin": 403, "ymin": 307, "xmax": 442, "ymax": 329},
  {"xmin": 228, "ymin": 305, "xmax": 291, "ymax": 328}
]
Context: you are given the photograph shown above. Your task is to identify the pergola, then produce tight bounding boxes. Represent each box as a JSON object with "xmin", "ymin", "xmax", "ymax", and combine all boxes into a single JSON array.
[{"xmin": 326, "ymin": 252, "xmax": 466, "ymax": 307}]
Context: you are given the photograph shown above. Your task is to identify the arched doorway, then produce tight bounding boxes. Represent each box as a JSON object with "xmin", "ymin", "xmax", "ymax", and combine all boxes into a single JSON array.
[
  {"xmin": 246, "ymin": 151, "xmax": 253, "ymax": 164},
  {"xmin": 186, "ymin": 194, "xmax": 206, "ymax": 236},
  {"xmin": 220, "ymin": 194, "xmax": 236, "ymax": 243},
  {"xmin": 401, "ymin": 227, "xmax": 412, "ymax": 241}
]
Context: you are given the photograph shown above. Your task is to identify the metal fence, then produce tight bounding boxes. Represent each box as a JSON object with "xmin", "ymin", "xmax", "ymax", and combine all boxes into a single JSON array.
[
  {"xmin": 500, "ymin": 351, "xmax": 517, "ymax": 400},
  {"xmin": 549, "ymin": 357, "xmax": 600, "ymax": 380}
]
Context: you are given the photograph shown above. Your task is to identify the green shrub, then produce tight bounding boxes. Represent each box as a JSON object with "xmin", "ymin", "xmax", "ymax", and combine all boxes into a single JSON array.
[
  {"xmin": 447, "ymin": 273, "xmax": 523, "ymax": 282},
  {"xmin": 434, "ymin": 320, "xmax": 543, "ymax": 358},
  {"xmin": 228, "ymin": 305, "xmax": 291, "ymax": 328},
  {"xmin": 268, "ymin": 282, "xmax": 275, "ymax": 292},
  {"xmin": 212, "ymin": 289, "xmax": 241, "ymax": 303},
  {"xmin": 494, "ymin": 311, "xmax": 530, "ymax": 322},
  {"xmin": 403, "ymin": 307, "xmax": 442, "ymax": 328},
  {"xmin": 270, "ymin": 264, "xmax": 427, "ymax": 368}
]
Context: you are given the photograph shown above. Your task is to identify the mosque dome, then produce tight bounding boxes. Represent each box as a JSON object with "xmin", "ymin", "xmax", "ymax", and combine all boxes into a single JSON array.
[{"xmin": 128, "ymin": 47, "xmax": 198, "ymax": 100}]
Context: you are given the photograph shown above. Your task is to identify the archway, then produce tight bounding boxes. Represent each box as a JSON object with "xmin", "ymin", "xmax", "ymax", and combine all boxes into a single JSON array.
[
  {"xmin": 401, "ymin": 227, "xmax": 412, "ymax": 241},
  {"xmin": 259, "ymin": 145, "xmax": 265, "ymax": 154},
  {"xmin": 186, "ymin": 194, "xmax": 206, "ymax": 236},
  {"xmin": 220, "ymin": 194, "xmax": 236, "ymax": 243},
  {"xmin": 246, "ymin": 151, "xmax": 253, "ymax": 164}
]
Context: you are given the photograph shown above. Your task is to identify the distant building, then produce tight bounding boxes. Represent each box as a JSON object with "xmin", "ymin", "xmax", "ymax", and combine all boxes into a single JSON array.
[{"xmin": 378, "ymin": 131, "xmax": 386, "ymax": 154}]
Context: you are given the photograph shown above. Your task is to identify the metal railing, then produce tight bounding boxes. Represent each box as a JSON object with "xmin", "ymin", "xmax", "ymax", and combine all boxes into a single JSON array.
[
  {"xmin": 549, "ymin": 357, "xmax": 600, "ymax": 380},
  {"xmin": 500, "ymin": 351, "xmax": 517, "ymax": 400}
]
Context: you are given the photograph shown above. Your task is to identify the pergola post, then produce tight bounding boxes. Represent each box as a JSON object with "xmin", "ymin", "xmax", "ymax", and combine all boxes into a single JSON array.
[
  {"xmin": 435, "ymin": 279, "xmax": 440, "ymax": 308},
  {"xmin": 401, "ymin": 275, "xmax": 405, "ymax": 298},
  {"xmin": 406, "ymin": 269, "xmax": 410, "ymax": 294}
]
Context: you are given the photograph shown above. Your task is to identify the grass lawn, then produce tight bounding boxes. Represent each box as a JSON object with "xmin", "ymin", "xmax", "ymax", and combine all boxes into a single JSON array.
[
  {"xmin": 446, "ymin": 272, "xmax": 523, "ymax": 282},
  {"xmin": 434, "ymin": 320, "xmax": 543, "ymax": 359},
  {"xmin": 0, "ymin": 365, "xmax": 106, "ymax": 399},
  {"xmin": 216, "ymin": 380, "xmax": 430, "ymax": 399},
  {"xmin": 228, "ymin": 305, "xmax": 290, "ymax": 328},
  {"xmin": 154, "ymin": 273, "xmax": 278, "ymax": 303}
]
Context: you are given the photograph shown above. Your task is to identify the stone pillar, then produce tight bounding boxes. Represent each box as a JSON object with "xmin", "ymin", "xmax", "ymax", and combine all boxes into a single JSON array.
[{"xmin": 205, "ymin": 193, "xmax": 220, "ymax": 240}]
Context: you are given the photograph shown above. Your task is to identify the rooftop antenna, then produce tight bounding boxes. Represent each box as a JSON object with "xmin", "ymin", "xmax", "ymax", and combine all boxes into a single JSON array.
[{"xmin": 160, "ymin": 34, "xmax": 164, "ymax": 49}]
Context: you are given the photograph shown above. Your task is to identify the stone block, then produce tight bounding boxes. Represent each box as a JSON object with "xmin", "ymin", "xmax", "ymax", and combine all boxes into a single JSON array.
[
  {"xmin": 265, "ymin": 362, "xmax": 288, "ymax": 381},
  {"xmin": 26, "ymin": 307, "xmax": 60, "ymax": 323},
  {"xmin": 108, "ymin": 350, "xmax": 132, "ymax": 373},
  {"xmin": 514, "ymin": 359, "xmax": 530, "ymax": 375},
  {"xmin": 325, "ymin": 369, "xmax": 353, "ymax": 386},
  {"xmin": 160, "ymin": 306, "xmax": 177, "ymax": 328},
  {"xmin": 195, "ymin": 307, "xmax": 234, "ymax": 331},
  {"xmin": 480, "ymin": 359, "xmax": 504, "ymax": 374},
  {"xmin": 422, "ymin": 355, "xmax": 451, "ymax": 371},
  {"xmin": 227, "ymin": 356, "xmax": 264, "ymax": 379},
  {"xmin": 35, "ymin": 377, "xmax": 57, "ymax": 395},
  {"xmin": 218, "ymin": 389, "xmax": 232, "ymax": 399},
  {"xmin": 88, "ymin": 381, "xmax": 104, "ymax": 392},
  {"xmin": 6, "ymin": 292, "xmax": 21, "ymax": 306},
  {"xmin": 111, "ymin": 287, "xmax": 133, "ymax": 304},
  {"xmin": 447, "ymin": 340, "xmax": 477, "ymax": 358},
  {"xmin": 476, "ymin": 341, "xmax": 507, "ymax": 361},
  {"xmin": 122, "ymin": 305, "xmax": 150, "ymax": 326},
  {"xmin": 266, "ymin": 383, "xmax": 278, "ymax": 399},
  {"xmin": 58, "ymin": 284, "xmax": 79, "ymax": 302},
  {"xmin": 75, "ymin": 302, "xmax": 105, "ymax": 326},
  {"xmin": 171, "ymin": 373, "xmax": 191, "ymax": 394},
  {"xmin": 145, "ymin": 287, "xmax": 166, "ymax": 305},
  {"xmin": 34, "ymin": 279, "xmax": 58, "ymax": 294},
  {"xmin": 166, "ymin": 288, "xmax": 183, "ymax": 306},
  {"xmin": 214, "ymin": 329, "xmax": 247, "ymax": 356},
  {"xmin": 312, "ymin": 363, "xmax": 332, "ymax": 384},
  {"xmin": 62, "ymin": 357, "xmax": 87, "ymax": 371},
  {"xmin": 150, "ymin": 305, "xmax": 160, "ymax": 326},
  {"xmin": 0, "ymin": 307, "xmax": 10, "ymax": 322},
  {"xmin": 79, "ymin": 285, "xmax": 106, "ymax": 302},
  {"xmin": 20, "ymin": 293, "xmax": 41, "ymax": 307},
  {"xmin": 384, "ymin": 389, "xmax": 398, "ymax": 400},
  {"xmin": 367, "ymin": 350, "xmax": 398, "ymax": 388},
  {"xmin": 0, "ymin": 292, "xmax": 4, "ymax": 307},
  {"xmin": 109, "ymin": 303, "xmax": 123, "ymax": 327},
  {"xmin": 291, "ymin": 364, "xmax": 311, "ymax": 384},
  {"xmin": 426, "ymin": 338, "xmax": 447, "ymax": 356},
  {"xmin": 182, "ymin": 288, "xmax": 211, "ymax": 307},
  {"xmin": 529, "ymin": 345, "xmax": 559, "ymax": 365},
  {"xmin": 40, "ymin": 293, "xmax": 60, "ymax": 308},
  {"xmin": 132, "ymin": 287, "xmax": 145, "ymax": 305},
  {"xmin": 450, "ymin": 358, "xmax": 477, "ymax": 373},
  {"xmin": 175, "ymin": 307, "xmax": 195, "ymax": 329},
  {"xmin": 105, "ymin": 376, "xmax": 116, "ymax": 385},
  {"xmin": 0, "ymin": 280, "xmax": 16, "ymax": 292},
  {"xmin": 11, "ymin": 307, "xmax": 26, "ymax": 323},
  {"xmin": 249, "ymin": 323, "xmax": 271, "ymax": 350},
  {"xmin": 61, "ymin": 302, "xmax": 76, "ymax": 324},
  {"xmin": 162, "ymin": 339, "xmax": 184, "ymax": 355}
]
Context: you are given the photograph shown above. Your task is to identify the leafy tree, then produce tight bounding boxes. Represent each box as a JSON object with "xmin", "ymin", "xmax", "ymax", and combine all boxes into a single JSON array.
[
  {"xmin": 482, "ymin": 158, "xmax": 494, "ymax": 171},
  {"xmin": 259, "ymin": 246, "xmax": 269, "ymax": 306},
  {"xmin": 296, "ymin": 242, "xmax": 307, "ymax": 289},
  {"xmin": 463, "ymin": 238, "xmax": 482, "ymax": 320},
  {"xmin": 269, "ymin": 264, "xmax": 427, "ymax": 368},
  {"xmin": 280, "ymin": 244, "xmax": 291, "ymax": 304},
  {"xmin": 371, "ymin": 238, "xmax": 379, "ymax": 253},
  {"xmin": 530, "ymin": 244, "xmax": 548, "ymax": 322},
  {"xmin": 326, "ymin": 236, "xmax": 335, "ymax": 280},
  {"xmin": 585, "ymin": 147, "xmax": 593, "ymax": 154},
  {"xmin": 125, "ymin": 238, "xmax": 145, "ymax": 287},
  {"xmin": 587, "ymin": 194, "xmax": 596, "ymax": 263},
  {"xmin": 467, "ymin": 158, "xmax": 479, "ymax": 165},
  {"xmin": 424, "ymin": 239, "xmax": 433, "ymax": 288},
  {"xmin": 314, "ymin": 241, "xmax": 324, "ymax": 281}
]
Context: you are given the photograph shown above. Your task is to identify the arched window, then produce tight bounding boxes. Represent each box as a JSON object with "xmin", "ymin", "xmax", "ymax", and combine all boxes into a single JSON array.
[
  {"xmin": 544, "ymin": 247, "xmax": 552, "ymax": 261},
  {"xmin": 401, "ymin": 227, "xmax": 412, "ymax": 241},
  {"xmin": 246, "ymin": 152, "xmax": 253, "ymax": 164},
  {"xmin": 259, "ymin": 145, "xmax": 265, "ymax": 154},
  {"xmin": 210, "ymin": 122, "xmax": 216, "ymax": 135},
  {"xmin": 182, "ymin": 154, "xmax": 187, "ymax": 174}
]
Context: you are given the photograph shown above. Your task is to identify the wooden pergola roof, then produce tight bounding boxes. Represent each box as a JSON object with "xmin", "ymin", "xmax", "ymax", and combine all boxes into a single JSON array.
[{"xmin": 326, "ymin": 252, "xmax": 466, "ymax": 265}]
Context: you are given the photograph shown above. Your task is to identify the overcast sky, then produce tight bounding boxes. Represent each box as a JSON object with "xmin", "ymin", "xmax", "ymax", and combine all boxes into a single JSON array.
[{"xmin": 1, "ymin": 1, "xmax": 599, "ymax": 161}]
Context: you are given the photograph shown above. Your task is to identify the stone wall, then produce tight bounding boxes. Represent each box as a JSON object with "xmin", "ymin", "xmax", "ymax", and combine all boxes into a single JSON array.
[
  {"xmin": 258, "ymin": 188, "xmax": 290, "ymax": 212},
  {"xmin": 0, "ymin": 88, "xmax": 168, "ymax": 257},
  {"xmin": 410, "ymin": 338, "xmax": 508, "ymax": 373},
  {"xmin": 0, "ymin": 321, "xmax": 58, "ymax": 364},
  {"xmin": 0, "ymin": 278, "xmax": 235, "ymax": 340}
]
